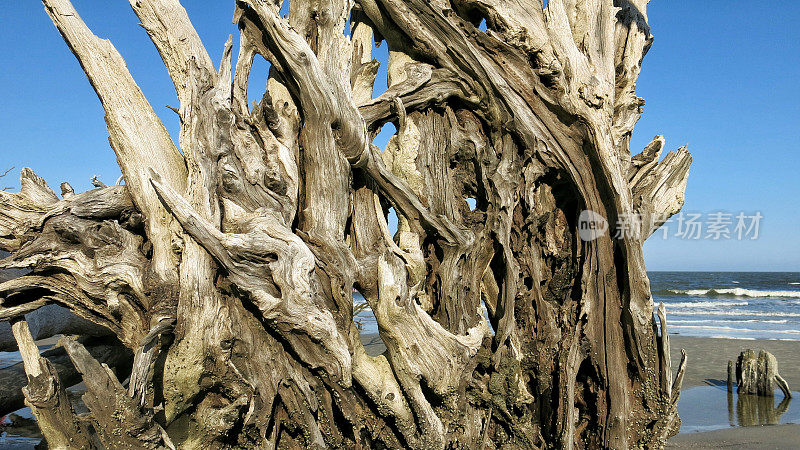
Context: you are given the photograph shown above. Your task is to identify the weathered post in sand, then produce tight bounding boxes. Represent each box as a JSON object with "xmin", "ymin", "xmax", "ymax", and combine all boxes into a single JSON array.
[
  {"xmin": 736, "ymin": 349, "xmax": 792, "ymax": 398},
  {"xmin": 0, "ymin": 0, "xmax": 692, "ymax": 447},
  {"xmin": 727, "ymin": 359, "xmax": 735, "ymax": 392}
]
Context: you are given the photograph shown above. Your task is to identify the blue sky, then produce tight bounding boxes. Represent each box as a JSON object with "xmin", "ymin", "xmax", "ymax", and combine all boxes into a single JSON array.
[{"xmin": 1, "ymin": 1, "xmax": 797, "ymax": 271}]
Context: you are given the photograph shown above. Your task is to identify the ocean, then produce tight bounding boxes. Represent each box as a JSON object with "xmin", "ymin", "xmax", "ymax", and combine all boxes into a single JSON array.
[{"xmin": 652, "ymin": 272, "xmax": 800, "ymax": 340}]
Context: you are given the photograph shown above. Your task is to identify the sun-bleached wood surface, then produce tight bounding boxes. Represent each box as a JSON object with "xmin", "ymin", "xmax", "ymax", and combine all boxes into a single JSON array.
[{"xmin": 0, "ymin": 0, "xmax": 691, "ymax": 448}]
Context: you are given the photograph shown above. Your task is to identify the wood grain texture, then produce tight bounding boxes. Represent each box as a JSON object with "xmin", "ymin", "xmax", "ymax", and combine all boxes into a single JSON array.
[
  {"xmin": 11, "ymin": 320, "xmax": 95, "ymax": 449},
  {"xmin": 0, "ymin": 336, "xmax": 132, "ymax": 417},
  {"xmin": 0, "ymin": 0, "xmax": 692, "ymax": 447}
]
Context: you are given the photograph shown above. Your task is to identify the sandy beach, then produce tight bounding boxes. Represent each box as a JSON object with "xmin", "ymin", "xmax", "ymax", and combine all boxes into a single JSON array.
[
  {"xmin": 666, "ymin": 336, "xmax": 800, "ymax": 448},
  {"xmin": 360, "ymin": 333, "xmax": 800, "ymax": 448},
  {"xmin": 668, "ymin": 336, "xmax": 800, "ymax": 389},
  {"xmin": 667, "ymin": 424, "xmax": 800, "ymax": 449}
]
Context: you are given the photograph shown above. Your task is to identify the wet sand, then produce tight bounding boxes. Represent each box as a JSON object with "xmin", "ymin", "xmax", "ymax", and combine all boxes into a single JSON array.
[
  {"xmin": 667, "ymin": 336, "xmax": 800, "ymax": 447},
  {"xmin": 667, "ymin": 424, "xmax": 800, "ymax": 449},
  {"xmin": 361, "ymin": 333, "xmax": 800, "ymax": 447},
  {"xmin": 669, "ymin": 336, "xmax": 800, "ymax": 389},
  {"xmin": 360, "ymin": 333, "xmax": 386, "ymax": 356}
]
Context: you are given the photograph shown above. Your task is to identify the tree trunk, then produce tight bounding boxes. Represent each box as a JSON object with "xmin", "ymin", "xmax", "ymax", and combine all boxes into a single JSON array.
[
  {"xmin": 1, "ymin": 0, "xmax": 691, "ymax": 448},
  {"xmin": 735, "ymin": 349, "xmax": 792, "ymax": 398}
]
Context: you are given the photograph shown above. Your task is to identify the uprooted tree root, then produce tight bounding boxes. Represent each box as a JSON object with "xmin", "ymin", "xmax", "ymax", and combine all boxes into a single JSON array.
[{"xmin": 1, "ymin": 0, "xmax": 690, "ymax": 448}]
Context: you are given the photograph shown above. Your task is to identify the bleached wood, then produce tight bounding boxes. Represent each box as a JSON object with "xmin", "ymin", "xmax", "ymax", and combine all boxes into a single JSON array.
[
  {"xmin": 42, "ymin": 0, "xmax": 187, "ymax": 304},
  {"xmin": 0, "ymin": 336, "xmax": 132, "ymax": 417},
  {"xmin": 11, "ymin": 320, "xmax": 94, "ymax": 449},
  {"xmin": 736, "ymin": 349, "xmax": 792, "ymax": 398},
  {"xmin": 0, "ymin": 0, "xmax": 693, "ymax": 447},
  {"xmin": 61, "ymin": 336, "xmax": 174, "ymax": 449}
]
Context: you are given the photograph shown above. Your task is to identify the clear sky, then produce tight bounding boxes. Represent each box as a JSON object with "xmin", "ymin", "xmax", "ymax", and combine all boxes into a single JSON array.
[{"xmin": 1, "ymin": 1, "xmax": 797, "ymax": 271}]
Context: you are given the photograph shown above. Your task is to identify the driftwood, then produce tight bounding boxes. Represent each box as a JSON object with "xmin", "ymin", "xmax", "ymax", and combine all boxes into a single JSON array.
[
  {"xmin": 1, "ymin": 252, "xmax": 111, "ymax": 351},
  {"xmin": 10, "ymin": 319, "xmax": 94, "ymax": 449},
  {"xmin": 0, "ymin": 336, "xmax": 132, "ymax": 416},
  {"xmin": 0, "ymin": 0, "xmax": 693, "ymax": 448},
  {"xmin": 735, "ymin": 349, "xmax": 792, "ymax": 398},
  {"xmin": 0, "ymin": 304, "xmax": 111, "ymax": 352},
  {"xmin": 61, "ymin": 337, "xmax": 174, "ymax": 449},
  {"xmin": 728, "ymin": 359, "xmax": 735, "ymax": 393}
]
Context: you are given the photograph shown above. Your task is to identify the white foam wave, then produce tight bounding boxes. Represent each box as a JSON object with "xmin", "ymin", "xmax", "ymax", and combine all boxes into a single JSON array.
[
  {"xmin": 669, "ymin": 332, "xmax": 800, "ymax": 341},
  {"xmin": 667, "ymin": 288, "xmax": 800, "ymax": 299},
  {"xmin": 790, "ymin": 282, "xmax": 800, "ymax": 285},
  {"xmin": 670, "ymin": 325, "xmax": 800, "ymax": 335},
  {"xmin": 679, "ymin": 335, "xmax": 756, "ymax": 341},
  {"xmin": 669, "ymin": 319, "xmax": 789, "ymax": 324},
  {"xmin": 662, "ymin": 300, "xmax": 748, "ymax": 308},
  {"xmin": 668, "ymin": 310, "xmax": 800, "ymax": 318}
]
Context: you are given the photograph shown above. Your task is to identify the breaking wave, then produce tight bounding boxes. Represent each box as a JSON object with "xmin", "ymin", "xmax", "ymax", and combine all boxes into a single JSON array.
[
  {"xmin": 668, "ymin": 325, "xmax": 800, "ymax": 335},
  {"xmin": 660, "ymin": 300, "xmax": 748, "ymax": 308},
  {"xmin": 656, "ymin": 288, "xmax": 800, "ymax": 299},
  {"xmin": 667, "ymin": 310, "xmax": 800, "ymax": 317},
  {"xmin": 669, "ymin": 319, "xmax": 789, "ymax": 324}
]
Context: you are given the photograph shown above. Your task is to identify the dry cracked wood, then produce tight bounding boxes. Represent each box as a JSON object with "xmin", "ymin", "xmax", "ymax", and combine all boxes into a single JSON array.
[
  {"xmin": 0, "ymin": 335, "xmax": 133, "ymax": 417},
  {"xmin": 736, "ymin": 349, "xmax": 793, "ymax": 398},
  {"xmin": 0, "ymin": 0, "xmax": 692, "ymax": 448},
  {"xmin": 61, "ymin": 336, "xmax": 174, "ymax": 449},
  {"xmin": 11, "ymin": 319, "xmax": 95, "ymax": 449}
]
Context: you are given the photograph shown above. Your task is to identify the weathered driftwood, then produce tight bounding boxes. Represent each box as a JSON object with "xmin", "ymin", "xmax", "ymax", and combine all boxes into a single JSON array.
[
  {"xmin": 10, "ymin": 319, "xmax": 94, "ymax": 449},
  {"xmin": 0, "ymin": 0, "xmax": 692, "ymax": 448},
  {"xmin": 736, "ymin": 349, "xmax": 792, "ymax": 398},
  {"xmin": 0, "ymin": 304, "xmax": 111, "ymax": 352},
  {"xmin": 61, "ymin": 337, "xmax": 174, "ymax": 449},
  {"xmin": 652, "ymin": 304, "xmax": 688, "ymax": 443},
  {"xmin": 0, "ymin": 336, "xmax": 132, "ymax": 416},
  {"xmin": 728, "ymin": 359, "xmax": 735, "ymax": 393}
]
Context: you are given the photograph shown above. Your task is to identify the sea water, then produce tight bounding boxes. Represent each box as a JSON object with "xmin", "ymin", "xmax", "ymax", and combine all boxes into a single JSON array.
[
  {"xmin": 678, "ymin": 385, "xmax": 800, "ymax": 433},
  {"xmin": 651, "ymin": 272, "xmax": 800, "ymax": 340}
]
